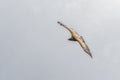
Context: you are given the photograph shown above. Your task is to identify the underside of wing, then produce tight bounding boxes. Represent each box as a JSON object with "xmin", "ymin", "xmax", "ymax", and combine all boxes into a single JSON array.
[
  {"xmin": 85, "ymin": 50, "xmax": 93, "ymax": 58},
  {"xmin": 80, "ymin": 36, "xmax": 85, "ymax": 43},
  {"xmin": 77, "ymin": 38, "xmax": 92, "ymax": 58}
]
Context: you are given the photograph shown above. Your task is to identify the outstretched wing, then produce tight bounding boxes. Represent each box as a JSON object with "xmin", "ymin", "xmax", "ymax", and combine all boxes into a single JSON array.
[
  {"xmin": 57, "ymin": 21, "xmax": 93, "ymax": 58},
  {"xmin": 80, "ymin": 36, "xmax": 85, "ymax": 43},
  {"xmin": 57, "ymin": 21, "xmax": 75, "ymax": 34},
  {"xmin": 77, "ymin": 37, "xmax": 93, "ymax": 58}
]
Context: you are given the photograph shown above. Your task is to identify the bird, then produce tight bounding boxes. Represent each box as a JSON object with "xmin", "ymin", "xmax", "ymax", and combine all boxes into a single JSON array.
[{"xmin": 57, "ymin": 21, "xmax": 92, "ymax": 58}]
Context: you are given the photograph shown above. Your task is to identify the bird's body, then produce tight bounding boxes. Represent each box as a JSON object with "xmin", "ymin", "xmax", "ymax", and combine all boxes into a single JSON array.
[{"xmin": 57, "ymin": 21, "xmax": 92, "ymax": 58}]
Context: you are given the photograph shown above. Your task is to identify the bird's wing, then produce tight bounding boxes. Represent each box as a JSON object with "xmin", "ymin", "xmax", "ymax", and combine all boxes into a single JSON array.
[
  {"xmin": 57, "ymin": 21, "xmax": 75, "ymax": 34},
  {"xmin": 80, "ymin": 36, "xmax": 85, "ymax": 43},
  {"xmin": 77, "ymin": 37, "xmax": 93, "ymax": 58}
]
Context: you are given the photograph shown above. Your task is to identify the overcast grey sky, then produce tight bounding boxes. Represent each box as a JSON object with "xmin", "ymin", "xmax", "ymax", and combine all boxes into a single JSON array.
[{"xmin": 1, "ymin": 0, "xmax": 120, "ymax": 80}]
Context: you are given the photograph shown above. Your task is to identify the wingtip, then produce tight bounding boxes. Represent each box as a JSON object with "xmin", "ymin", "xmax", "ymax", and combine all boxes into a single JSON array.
[
  {"xmin": 57, "ymin": 21, "xmax": 65, "ymax": 27},
  {"xmin": 57, "ymin": 21, "xmax": 60, "ymax": 24},
  {"xmin": 89, "ymin": 52, "xmax": 93, "ymax": 59},
  {"xmin": 90, "ymin": 55, "xmax": 93, "ymax": 59},
  {"xmin": 86, "ymin": 51, "xmax": 93, "ymax": 59},
  {"xmin": 57, "ymin": 21, "xmax": 62, "ymax": 25},
  {"xmin": 57, "ymin": 21, "xmax": 60, "ymax": 23}
]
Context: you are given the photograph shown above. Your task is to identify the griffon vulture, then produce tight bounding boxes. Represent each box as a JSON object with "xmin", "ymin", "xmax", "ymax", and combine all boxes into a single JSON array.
[{"xmin": 57, "ymin": 21, "xmax": 92, "ymax": 58}]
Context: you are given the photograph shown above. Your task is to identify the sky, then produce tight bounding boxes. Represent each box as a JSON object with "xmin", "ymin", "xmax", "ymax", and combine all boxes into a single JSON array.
[{"xmin": 1, "ymin": 0, "xmax": 120, "ymax": 80}]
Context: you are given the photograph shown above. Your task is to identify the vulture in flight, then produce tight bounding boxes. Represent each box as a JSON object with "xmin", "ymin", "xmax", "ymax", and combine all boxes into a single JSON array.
[{"xmin": 57, "ymin": 21, "xmax": 92, "ymax": 58}]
